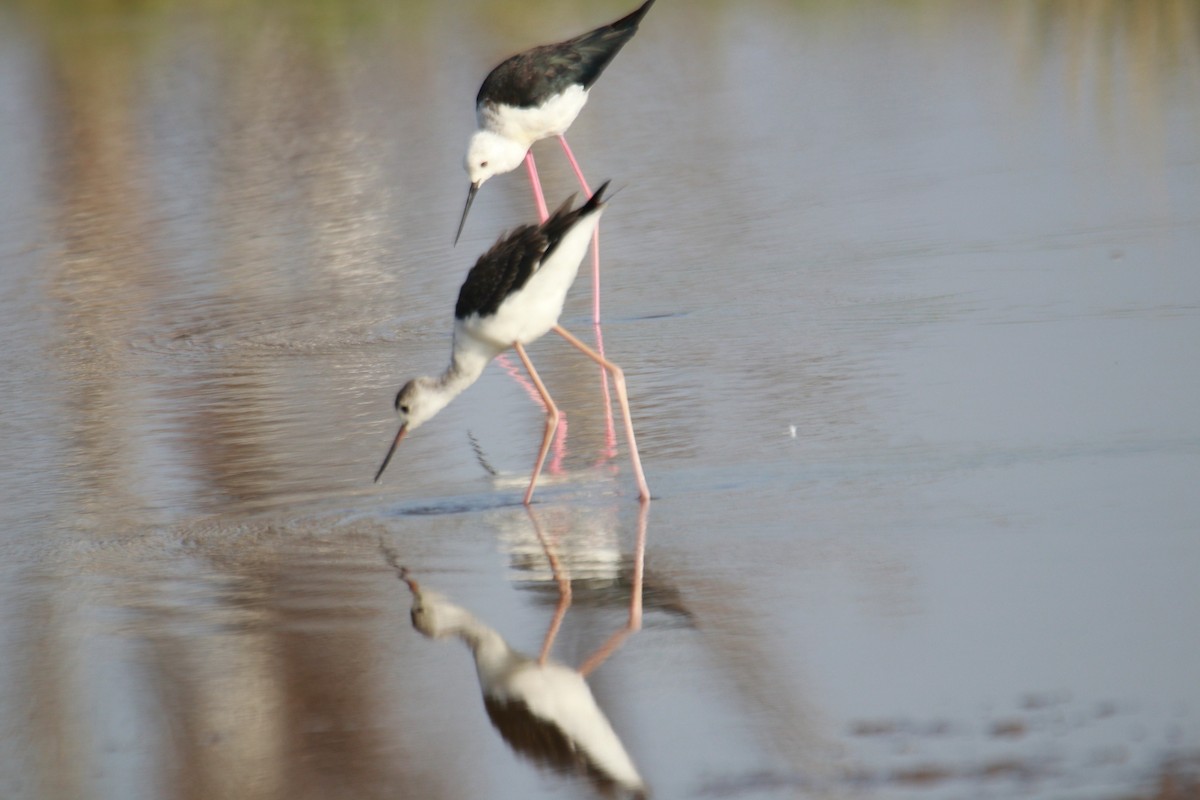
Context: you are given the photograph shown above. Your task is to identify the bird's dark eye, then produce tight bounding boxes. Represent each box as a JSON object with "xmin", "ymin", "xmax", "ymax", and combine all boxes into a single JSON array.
[
  {"xmin": 400, "ymin": 405, "xmax": 410, "ymax": 415},
  {"xmin": 480, "ymin": 160, "xmax": 488, "ymax": 168}
]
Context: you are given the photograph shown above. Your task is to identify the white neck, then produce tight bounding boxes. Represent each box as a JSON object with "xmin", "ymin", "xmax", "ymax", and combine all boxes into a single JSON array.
[
  {"xmin": 413, "ymin": 340, "xmax": 495, "ymax": 427},
  {"xmin": 439, "ymin": 345, "xmax": 491, "ymax": 398}
]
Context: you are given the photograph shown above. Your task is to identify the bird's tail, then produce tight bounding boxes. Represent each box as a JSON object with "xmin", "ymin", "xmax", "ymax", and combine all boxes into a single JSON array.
[
  {"xmin": 546, "ymin": 179, "xmax": 611, "ymax": 224},
  {"xmin": 538, "ymin": 180, "xmax": 611, "ymax": 263},
  {"xmin": 580, "ymin": 179, "xmax": 612, "ymax": 215},
  {"xmin": 572, "ymin": 0, "xmax": 657, "ymax": 89},
  {"xmin": 618, "ymin": 0, "xmax": 657, "ymax": 32}
]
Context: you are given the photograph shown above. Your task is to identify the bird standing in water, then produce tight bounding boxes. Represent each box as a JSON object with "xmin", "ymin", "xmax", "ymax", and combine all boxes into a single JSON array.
[
  {"xmin": 455, "ymin": 0, "xmax": 657, "ymax": 327},
  {"xmin": 376, "ymin": 183, "xmax": 650, "ymax": 505}
]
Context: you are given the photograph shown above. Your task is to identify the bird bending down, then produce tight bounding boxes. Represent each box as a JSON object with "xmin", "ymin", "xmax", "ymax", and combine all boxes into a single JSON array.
[
  {"xmin": 376, "ymin": 182, "xmax": 650, "ymax": 504},
  {"xmin": 455, "ymin": 0, "xmax": 657, "ymax": 325}
]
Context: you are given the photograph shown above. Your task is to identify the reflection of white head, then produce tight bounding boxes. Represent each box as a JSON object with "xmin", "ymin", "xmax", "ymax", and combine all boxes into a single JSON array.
[
  {"xmin": 408, "ymin": 585, "xmax": 478, "ymax": 640},
  {"xmin": 464, "ymin": 130, "xmax": 529, "ymax": 187}
]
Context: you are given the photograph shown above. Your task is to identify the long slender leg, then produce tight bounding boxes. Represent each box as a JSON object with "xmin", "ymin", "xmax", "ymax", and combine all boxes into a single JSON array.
[
  {"xmin": 557, "ymin": 134, "xmax": 617, "ymax": 455},
  {"xmin": 513, "ymin": 342, "xmax": 559, "ymax": 505},
  {"xmin": 494, "ymin": 352, "xmax": 568, "ymax": 473},
  {"xmin": 557, "ymin": 134, "xmax": 591, "ymax": 194},
  {"xmin": 557, "ymin": 134, "xmax": 601, "ymax": 326},
  {"xmin": 578, "ymin": 501, "xmax": 647, "ymax": 677},
  {"xmin": 524, "ymin": 151, "xmax": 549, "ymax": 222},
  {"xmin": 527, "ymin": 508, "xmax": 573, "ymax": 666},
  {"xmin": 496, "ymin": 152, "xmax": 566, "ymax": 475},
  {"xmin": 590, "ymin": 308, "xmax": 618, "ymax": 461},
  {"xmin": 552, "ymin": 325, "xmax": 651, "ymax": 501}
]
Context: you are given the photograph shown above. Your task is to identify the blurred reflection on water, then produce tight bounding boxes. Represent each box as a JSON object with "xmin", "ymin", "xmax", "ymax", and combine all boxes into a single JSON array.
[
  {"xmin": 1, "ymin": 1, "xmax": 1199, "ymax": 798},
  {"xmin": 381, "ymin": 504, "xmax": 648, "ymax": 797}
]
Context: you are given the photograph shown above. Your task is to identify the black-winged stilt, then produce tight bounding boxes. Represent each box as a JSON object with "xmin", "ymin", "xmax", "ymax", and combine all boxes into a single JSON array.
[
  {"xmin": 455, "ymin": 0, "xmax": 657, "ymax": 326},
  {"xmin": 375, "ymin": 182, "xmax": 650, "ymax": 504}
]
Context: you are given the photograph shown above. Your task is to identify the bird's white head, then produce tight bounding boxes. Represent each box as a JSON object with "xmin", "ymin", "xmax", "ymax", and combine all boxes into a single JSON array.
[
  {"xmin": 464, "ymin": 130, "xmax": 528, "ymax": 187},
  {"xmin": 392, "ymin": 376, "xmax": 447, "ymax": 433},
  {"xmin": 373, "ymin": 376, "xmax": 453, "ymax": 483},
  {"xmin": 455, "ymin": 131, "xmax": 530, "ymax": 245}
]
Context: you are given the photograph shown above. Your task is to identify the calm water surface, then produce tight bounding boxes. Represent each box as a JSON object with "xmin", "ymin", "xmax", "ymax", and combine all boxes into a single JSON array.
[{"xmin": 2, "ymin": 1, "xmax": 1199, "ymax": 798}]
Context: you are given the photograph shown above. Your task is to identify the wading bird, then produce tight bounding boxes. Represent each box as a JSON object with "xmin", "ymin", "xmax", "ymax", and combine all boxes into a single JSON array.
[
  {"xmin": 455, "ymin": 0, "xmax": 657, "ymax": 326},
  {"xmin": 376, "ymin": 183, "xmax": 650, "ymax": 504}
]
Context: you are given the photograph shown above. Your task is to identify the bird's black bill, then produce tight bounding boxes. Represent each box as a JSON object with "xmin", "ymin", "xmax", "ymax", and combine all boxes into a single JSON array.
[
  {"xmin": 373, "ymin": 424, "xmax": 407, "ymax": 483},
  {"xmin": 454, "ymin": 183, "xmax": 479, "ymax": 246}
]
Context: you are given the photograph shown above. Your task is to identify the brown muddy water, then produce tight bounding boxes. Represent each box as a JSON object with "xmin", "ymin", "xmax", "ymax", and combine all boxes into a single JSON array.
[{"xmin": 2, "ymin": 1, "xmax": 1199, "ymax": 798}]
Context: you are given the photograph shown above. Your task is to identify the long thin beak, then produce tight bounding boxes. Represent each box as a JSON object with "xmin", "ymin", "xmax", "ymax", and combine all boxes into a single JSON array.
[
  {"xmin": 454, "ymin": 182, "xmax": 479, "ymax": 246},
  {"xmin": 400, "ymin": 568, "xmax": 421, "ymax": 595},
  {"xmin": 373, "ymin": 423, "xmax": 407, "ymax": 483}
]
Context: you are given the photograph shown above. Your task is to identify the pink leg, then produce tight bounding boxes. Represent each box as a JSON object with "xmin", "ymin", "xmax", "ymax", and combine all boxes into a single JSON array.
[
  {"xmin": 496, "ymin": 152, "xmax": 568, "ymax": 473},
  {"xmin": 552, "ymin": 325, "xmax": 651, "ymax": 502},
  {"xmin": 557, "ymin": 135, "xmax": 591, "ymax": 195},
  {"xmin": 557, "ymin": 135, "xmax": 601, "ymax": 325},
  {"xmin": 557, "ymin": 134, "xmax": 617, "ymax": 456},
  {"xmin": 524, "ymin": 151, "xmax": 549, "ymax": 223},
  {"xmin": 495, "ymin": 353, "xmax": 568, "ymax": 474},
  {"xmin": 590, "ymin": 315, "xmax": 618, "ymax": 461},
  {"xmin": 513, "ymin": 342, "xmax": 559, "ymax": 505}
]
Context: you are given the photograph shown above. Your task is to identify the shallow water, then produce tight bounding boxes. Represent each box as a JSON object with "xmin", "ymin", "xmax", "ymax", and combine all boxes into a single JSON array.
[{"xmin": 2, "ymin": 1, "xmax": 1199, "ymax": 798}]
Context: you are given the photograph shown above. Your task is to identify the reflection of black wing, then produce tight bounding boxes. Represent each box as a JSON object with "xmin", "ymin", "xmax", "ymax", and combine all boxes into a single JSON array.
[
  {"xmin": 484, "ymin": 697, "xmax": 648, "ymax": 800},
  {"xmin": 454, "ymin": 183, "xmax": 609, "ymax": 321},
  {"xmin": 477, "ymin": 0, "xmax": 656, "ymax": 108}
]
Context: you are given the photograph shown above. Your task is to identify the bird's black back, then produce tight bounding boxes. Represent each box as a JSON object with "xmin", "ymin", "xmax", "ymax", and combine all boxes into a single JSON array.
[
  {"xmin": 477, "ymin": 0, "xmax": 656, "ymax": 109},
  {"xmin": 455, "ymin": 182, "xmax": 610, "ymax": 321}
]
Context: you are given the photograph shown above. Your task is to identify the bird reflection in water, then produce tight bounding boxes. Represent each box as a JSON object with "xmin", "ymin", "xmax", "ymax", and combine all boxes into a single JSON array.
[{"xmin": 381, "ymin": 504, "xmax": 648, "ymax": 798}]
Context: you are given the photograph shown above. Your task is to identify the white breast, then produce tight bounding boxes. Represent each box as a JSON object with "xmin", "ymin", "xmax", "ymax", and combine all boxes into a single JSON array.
[{"xmin": 480, "ymin": 84, "xmax": 590, "ymax": 149}]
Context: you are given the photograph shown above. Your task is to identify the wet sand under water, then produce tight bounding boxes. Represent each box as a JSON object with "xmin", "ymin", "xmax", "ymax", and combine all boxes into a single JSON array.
[{"xmin": 2, "ymin": 1, "xmax": 1199, "ymax": 798}]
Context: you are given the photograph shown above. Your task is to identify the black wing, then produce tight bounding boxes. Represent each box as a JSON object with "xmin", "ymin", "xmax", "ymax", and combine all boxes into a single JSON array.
[
  {"xmin": 455, "ymin": 221, "xmax": 545, "ymax": 320},
  {"xmin": 454, "ymin": 182, "xmax": 611, "ymax": 320},
  {"xmin": 477, "ymin": 0, "xmax": 656, "ymax": 108}
]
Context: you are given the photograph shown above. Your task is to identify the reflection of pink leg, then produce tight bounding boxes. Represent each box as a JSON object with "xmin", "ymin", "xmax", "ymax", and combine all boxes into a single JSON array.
[
  {"xmin": 552, "ymin": 325, "xmax": 650, "ymax": 502},
  {"xmin": 527, "ymin": 509, "xmax": 572, "ymax": 666},
  {"xmin": 524, "ymin": 151, "xmax": 549, "ymax": 222},
  {"xmin": 557, "ymin": 135, "xmax": 617, "ymax": 457},
  {"xmin": 578, "ymin": 501, "xmax": 647, "ymax": 677}
]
